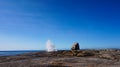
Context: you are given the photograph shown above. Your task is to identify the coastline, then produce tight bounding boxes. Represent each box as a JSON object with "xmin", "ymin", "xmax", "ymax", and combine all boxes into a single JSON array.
[{"xmin": 0, "ymin": 49, "xmax": 120, "ymax": 67}]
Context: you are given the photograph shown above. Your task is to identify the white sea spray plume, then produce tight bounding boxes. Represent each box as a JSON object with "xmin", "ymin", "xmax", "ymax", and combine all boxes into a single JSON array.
[{"xmin": 46, "ymin": 40, "xmax": 57, "ymax": 52}]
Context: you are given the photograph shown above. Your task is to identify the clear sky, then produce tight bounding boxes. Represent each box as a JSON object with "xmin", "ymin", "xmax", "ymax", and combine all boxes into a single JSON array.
[{"xmin": 0, "ymin": 0, "xmax": 120, "ymax": 50}]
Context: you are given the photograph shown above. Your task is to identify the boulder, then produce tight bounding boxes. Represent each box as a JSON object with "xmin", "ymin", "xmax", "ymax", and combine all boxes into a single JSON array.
[
  {"xmin": 71, "ymin": 42, "xmax": 80, "ymax": 56},
  {"xmin": 71, "ymin": 42, "xmax": 80, "ymax": 50}
]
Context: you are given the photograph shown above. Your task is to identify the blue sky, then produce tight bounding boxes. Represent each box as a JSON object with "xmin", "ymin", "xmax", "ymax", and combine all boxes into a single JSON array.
[{"xmin": 0, "ymin": 0, "xmax": 120, "ymax": 50}]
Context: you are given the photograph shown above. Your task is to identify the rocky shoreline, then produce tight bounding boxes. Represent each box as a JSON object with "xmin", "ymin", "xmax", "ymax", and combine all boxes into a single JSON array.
[{"xmin": 0, "ymin": 49, "xmax": 120, "ymax": 67}]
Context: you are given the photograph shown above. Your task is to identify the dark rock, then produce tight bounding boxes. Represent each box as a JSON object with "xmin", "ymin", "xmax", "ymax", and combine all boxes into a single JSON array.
[
  {"xmin": 77, "ymin": 51, "xmax": 94, "ymax": 57},
  {"xmin": 71, "ymin": 42, "xmax": 80, "ymax": 56},
  {"xmin": 71, "ymin": 42, "xmax": 80, "ymax": 50}
]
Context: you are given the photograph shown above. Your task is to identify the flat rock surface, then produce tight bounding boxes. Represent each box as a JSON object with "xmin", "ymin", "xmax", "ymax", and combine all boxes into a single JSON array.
[{"xmin": 0, "ymin": 49, "xmax": 120, "ymax": 67}]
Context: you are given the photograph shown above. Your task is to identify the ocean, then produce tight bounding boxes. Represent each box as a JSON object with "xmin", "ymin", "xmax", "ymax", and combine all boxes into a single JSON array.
[{"xmin": 0, "ymin": 50, "xmax": 40, "ymax": 56}]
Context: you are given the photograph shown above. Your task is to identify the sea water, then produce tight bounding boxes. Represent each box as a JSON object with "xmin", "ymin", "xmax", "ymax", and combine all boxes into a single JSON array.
[{"xmin": 0, "ymin": 50, "xmax": 40, "ymax": 56}]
